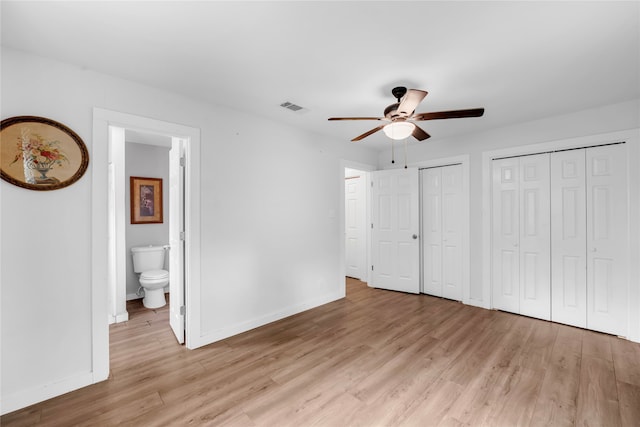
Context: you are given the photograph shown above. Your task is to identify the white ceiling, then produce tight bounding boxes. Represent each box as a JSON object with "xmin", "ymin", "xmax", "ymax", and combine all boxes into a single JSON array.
[{"xmin": 2, "ymin": 1, "xmax": 639, "ymax": 151}]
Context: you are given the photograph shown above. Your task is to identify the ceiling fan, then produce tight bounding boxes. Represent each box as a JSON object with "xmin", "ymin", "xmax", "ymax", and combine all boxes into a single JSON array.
[{"xmin": 328, "ymin": 86, "xmax": 484, "ymax": 142}]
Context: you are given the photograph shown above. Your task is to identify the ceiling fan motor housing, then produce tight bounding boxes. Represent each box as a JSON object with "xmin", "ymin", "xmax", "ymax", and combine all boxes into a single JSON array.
[
  {"xmin": 384, "ymin": 103, "xmax": 401, "ymax": 119},
  {"xmin": 391, "ymin": 86, "xmax": 408, "ymax": 101},
  {"xmin": 384, "ymin": 86, "xmax": 412, "ymax": 119}
]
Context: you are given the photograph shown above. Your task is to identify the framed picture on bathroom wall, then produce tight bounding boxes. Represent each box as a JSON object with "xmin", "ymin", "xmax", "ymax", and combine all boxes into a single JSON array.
[
  {"xmin": 0, "ymin": 115, "xmax": 89, "ymax": 191},
  {"xmin": 130, "ymin": 176, "xmax": 163, "ymax": 224}
]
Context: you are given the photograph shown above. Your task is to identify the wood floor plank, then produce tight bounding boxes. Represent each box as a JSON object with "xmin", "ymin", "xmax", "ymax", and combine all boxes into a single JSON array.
[
  {"xmin": 582, "ymin": 329, "xmax": 614, "ymax": 361},
  {"xmin": 611, "ymin": 336, "xmax": 640, "ymax": 387},
  {"xmin": 442, "ymin": 314, "xmax": 535, "ymax": 426},
  {"xmin": 617, "ymin": 380, "xmax": 640, "ymax": 427},
  {"xmin": 483, "ymin": 365, "xmax": 544, "ymax": 427},
  {"xmin": 347, "ymin": 334, "xmax": 441, "ymax": 405},
  {"xmin": 3, "ymin": 278, "xmax": 640, "ymax": 427},
  {"xmin": 391, "ymin": 378, "xmax": 464, "ymax": 426},
  {"xmin": 529, "ymin": 330, "xmax": 582, "ymax": 427},
  {"xmin": 576, "ymin": 355, "xmax": 622, "ymax": 427},
  {"xmin": 516, "ymin": 318, "xmax": 559, "ymax": 371},
  {"xmin": 0, "ymin": 407, "xmax": 41, "ymax": 427}
]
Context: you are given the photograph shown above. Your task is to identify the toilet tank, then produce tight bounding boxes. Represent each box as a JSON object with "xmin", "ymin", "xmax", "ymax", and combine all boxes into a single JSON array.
[{"xmin": 131, "ymin": 245, "xmax": 166, "ymax": 272}]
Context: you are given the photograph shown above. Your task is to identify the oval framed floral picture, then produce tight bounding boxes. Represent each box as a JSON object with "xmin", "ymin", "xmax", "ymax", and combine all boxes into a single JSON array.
[{"xmin": 0, "ymin": 116, "xmax": 89, "ymax": 191}]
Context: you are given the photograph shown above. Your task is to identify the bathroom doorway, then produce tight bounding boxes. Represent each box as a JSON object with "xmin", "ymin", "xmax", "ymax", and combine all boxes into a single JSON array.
[
  {"xmin": 341, "ymin": 161, "xmax": 375, "ymax": 288},
  {"xmin": 95, "ymin": 109, "xmax": 201, "ymax": 347},
  {"xmin": 109, "ymin": 127, "xmax": 186, "ymax": 343},
  {"xmin": 344, "ymin": 167, "xmax": 368, "ymax": 282}
]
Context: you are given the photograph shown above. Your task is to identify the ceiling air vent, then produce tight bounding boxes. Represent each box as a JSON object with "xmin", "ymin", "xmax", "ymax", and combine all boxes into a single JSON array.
[{"xmin": 280, "ymin": 101, "xmax": 305, "ymax": 112}]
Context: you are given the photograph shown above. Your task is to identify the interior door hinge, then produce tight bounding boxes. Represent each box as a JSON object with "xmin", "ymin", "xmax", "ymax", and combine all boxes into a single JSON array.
[
  {"xmin": 371, "ymin": 223, "xmax": 373, "ymax": 229},
  {"xmin": 371, "ymin": 265, "xmax": 374, "ymax": 271},
  {"xmin": 180, "ymin": 157, "xmax": 186, "ymax": 167},
  {"xmin": 180, "ymin": 231, "xmax": 185, "ymax": 240},
  {"xmin": 180, "ymin": 306, "xmax": 186, "ymax": 316}
]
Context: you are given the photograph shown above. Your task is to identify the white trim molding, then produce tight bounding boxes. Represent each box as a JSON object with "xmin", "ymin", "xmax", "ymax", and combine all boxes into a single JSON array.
[{"xmin": 92, "ymin": 109, "xmax": 202, "ymax": 370}]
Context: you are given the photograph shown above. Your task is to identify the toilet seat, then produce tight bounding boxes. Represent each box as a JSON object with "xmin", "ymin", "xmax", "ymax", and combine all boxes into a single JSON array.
[
  {"xmin": 139, "ymin": 269, "xmax": 169, "ymax": 308},
  {"xmin": 141, "ymin": 269, "xmax": 169, "ymax": 280}
]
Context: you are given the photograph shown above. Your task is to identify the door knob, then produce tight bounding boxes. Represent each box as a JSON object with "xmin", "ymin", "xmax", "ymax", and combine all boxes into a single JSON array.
[{"xmin": 412, "ymin": 234, "xmax": 418, "ymax": 239}]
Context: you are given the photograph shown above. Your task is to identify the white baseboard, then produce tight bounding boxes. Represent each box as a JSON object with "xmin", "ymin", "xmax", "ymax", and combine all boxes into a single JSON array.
[
  {"xmin": 1, "ymin": 371, "xmax": 95, "ymax": 416},
  {"xmin": 108, "ymin": 308, "xmax": 130, "ymax": 324},
  {"xmin": 188, "ymin": 291, "xmax": 343, "ymax": 349}
]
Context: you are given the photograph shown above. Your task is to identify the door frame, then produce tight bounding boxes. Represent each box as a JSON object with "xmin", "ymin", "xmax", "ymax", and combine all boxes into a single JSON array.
[
  {"xmin": 482, "ymin": 129, "xmax": 640, "ymax": 342},
  {"xmin": 92, "ymin": 109, "xmax": 202, "ymax": 379},
  {"xmin": 340, "ymin": 160, "xmax": 375, "ymax": 291},
  {"xmin": 344, "ymin": 167, "xmax": 368, "ymax": 282}
]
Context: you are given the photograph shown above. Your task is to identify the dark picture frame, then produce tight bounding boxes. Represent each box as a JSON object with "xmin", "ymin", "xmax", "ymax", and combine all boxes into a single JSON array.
[
  {"xmin": 0, "ymin": 116, "xmax": 89, "ymax": 191},
  {"xmin": 130, "ymin": 176, "xmax": 163, "ymax": 224}
]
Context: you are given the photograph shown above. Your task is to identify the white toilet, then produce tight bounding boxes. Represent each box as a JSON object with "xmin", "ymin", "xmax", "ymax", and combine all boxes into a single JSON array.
[{"xmin": 131, "ymin": 245, "xmax": 170, "ymax": 309}]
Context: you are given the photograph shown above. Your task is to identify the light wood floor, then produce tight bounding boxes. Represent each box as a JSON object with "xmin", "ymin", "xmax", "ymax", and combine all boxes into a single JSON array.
[{"xmin": 3, "ymin": 278, "xmax": 640, "ymax": 426}]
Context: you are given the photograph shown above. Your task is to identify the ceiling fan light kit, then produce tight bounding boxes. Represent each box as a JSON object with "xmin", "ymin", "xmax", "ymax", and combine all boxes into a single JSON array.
[{"xmin": 383, "ymin": 121, "xmax": 415, "ymax": 140}]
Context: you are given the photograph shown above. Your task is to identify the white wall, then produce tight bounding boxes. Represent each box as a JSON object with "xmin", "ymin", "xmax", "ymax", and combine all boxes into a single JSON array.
[
  {"xmin": 0, "ymin": 47, "xmax": 379, "ymax": 414},
  {"xmin": 125, "ymin": 142, "xmax": 170, "ymax": 298}
]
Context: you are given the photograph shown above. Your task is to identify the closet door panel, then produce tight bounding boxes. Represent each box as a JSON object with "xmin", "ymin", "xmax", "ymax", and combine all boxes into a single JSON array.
[
  {"xmin": 519, "ymin": 154, "xmax": 551, "ymax": 320},
  {"xmin": 586, "ymin": 144, "xmax": 628, "ymax": 336},
  {"xmin": 551, "ymin": 150, "xmax": 587, "ymax": 328},
  {"xmin": 492, "ymin": 158, "xmax": 520, "ymax": 314},
  {"xmin": 441, "ymin": 164, "xmax": 463, "ymax": 301},
  {"xmin": 422, "ymin": 168, "xmax": 443, "ymax": 296}
]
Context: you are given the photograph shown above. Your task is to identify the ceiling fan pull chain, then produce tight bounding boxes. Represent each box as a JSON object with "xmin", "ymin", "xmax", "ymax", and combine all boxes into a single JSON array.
[
  {"xmin": 404, "ymin": 139, "xmax": 408, "ymax": 169},
  {"xmin": 391, "ymin": 140, "xmax": 395, "ymax": 164}
]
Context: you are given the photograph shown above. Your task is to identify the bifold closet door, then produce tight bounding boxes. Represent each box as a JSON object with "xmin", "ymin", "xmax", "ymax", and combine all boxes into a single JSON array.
[
  {"xmin": 551, "ymin": 149, "xmax": 587, "ymax": 328},
  {"xmin": 585, "ymin": 144, "xmax": 628, "ymax": 336},
  {"xmin": 551, "ymin": 144, "xmax": 628, "ymax": 335},
  {"xmin": 422, "ymin": 164, "xmax": 463, "ymax": 300},
  {"xmin": 492, "ymin": 154, "xmax": 550, "ymax": 320}
]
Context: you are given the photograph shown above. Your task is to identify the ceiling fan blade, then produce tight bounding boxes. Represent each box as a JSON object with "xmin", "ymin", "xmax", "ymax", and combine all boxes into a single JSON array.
[
  {"xmin": 328, "ymin": 117, "xmax": 385, "ymax": 121},
  {"xmin": 351, "ymin": 125, "xmax": 385, "ymax": 142},
  {"xmin": 412, "ymin": 124, "xmax": 430, "ymax": 141},
  {"xmin": 413, "ymin": 108, "xmax": 485, "ymax": 121},
  {"xmin": 397, "ymin": 89, "xmax": 428, "ymax": 117}
]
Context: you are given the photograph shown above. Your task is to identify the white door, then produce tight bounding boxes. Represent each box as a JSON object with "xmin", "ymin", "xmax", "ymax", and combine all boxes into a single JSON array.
[
  {"xmin": 371, "ymin": 168, "xmax": 420, "ymax": 294},
  {"xmin": 169, "ymin": 138, "xmax": 185, "ymax": 344},
  {"xmin": 551, "ymin": 149, "xmax": 587, "ymax": 328},
  {"xmin": 422, "ymin": 164, "xmax": 463, "ymax": 300},
  {"xmin": 345, "ymin": 174, "xmax": 366, "ymax": 280},
  {"xmin": 518, "ymin": 154, "xmax": 551, "ymax": 320},
  {"xmin": 492, "ymin": 154, "xmax": 550, "ymax": 319},
  {"xmin": 492, "ymin": 158, "xmax": 521, "ymax": 314},
  {"xmin": 586, "ymin": 144, "xmax": 628, "ymax": 336}
]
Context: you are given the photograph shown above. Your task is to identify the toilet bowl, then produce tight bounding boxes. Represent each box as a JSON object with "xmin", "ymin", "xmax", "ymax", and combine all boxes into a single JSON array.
[
  {"xmin": 131, "ymin": 245, "xmax": 169, "ymax": 309},
  {"xmin": 139, "ymin": 269, "xmax": 170, "ymax": 308}
]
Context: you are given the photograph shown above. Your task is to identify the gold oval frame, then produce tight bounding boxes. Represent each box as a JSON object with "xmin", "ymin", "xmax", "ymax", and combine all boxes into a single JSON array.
[{"xmin": 0, "ymin": 116, "xmax": 89, "ymax": 191}]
